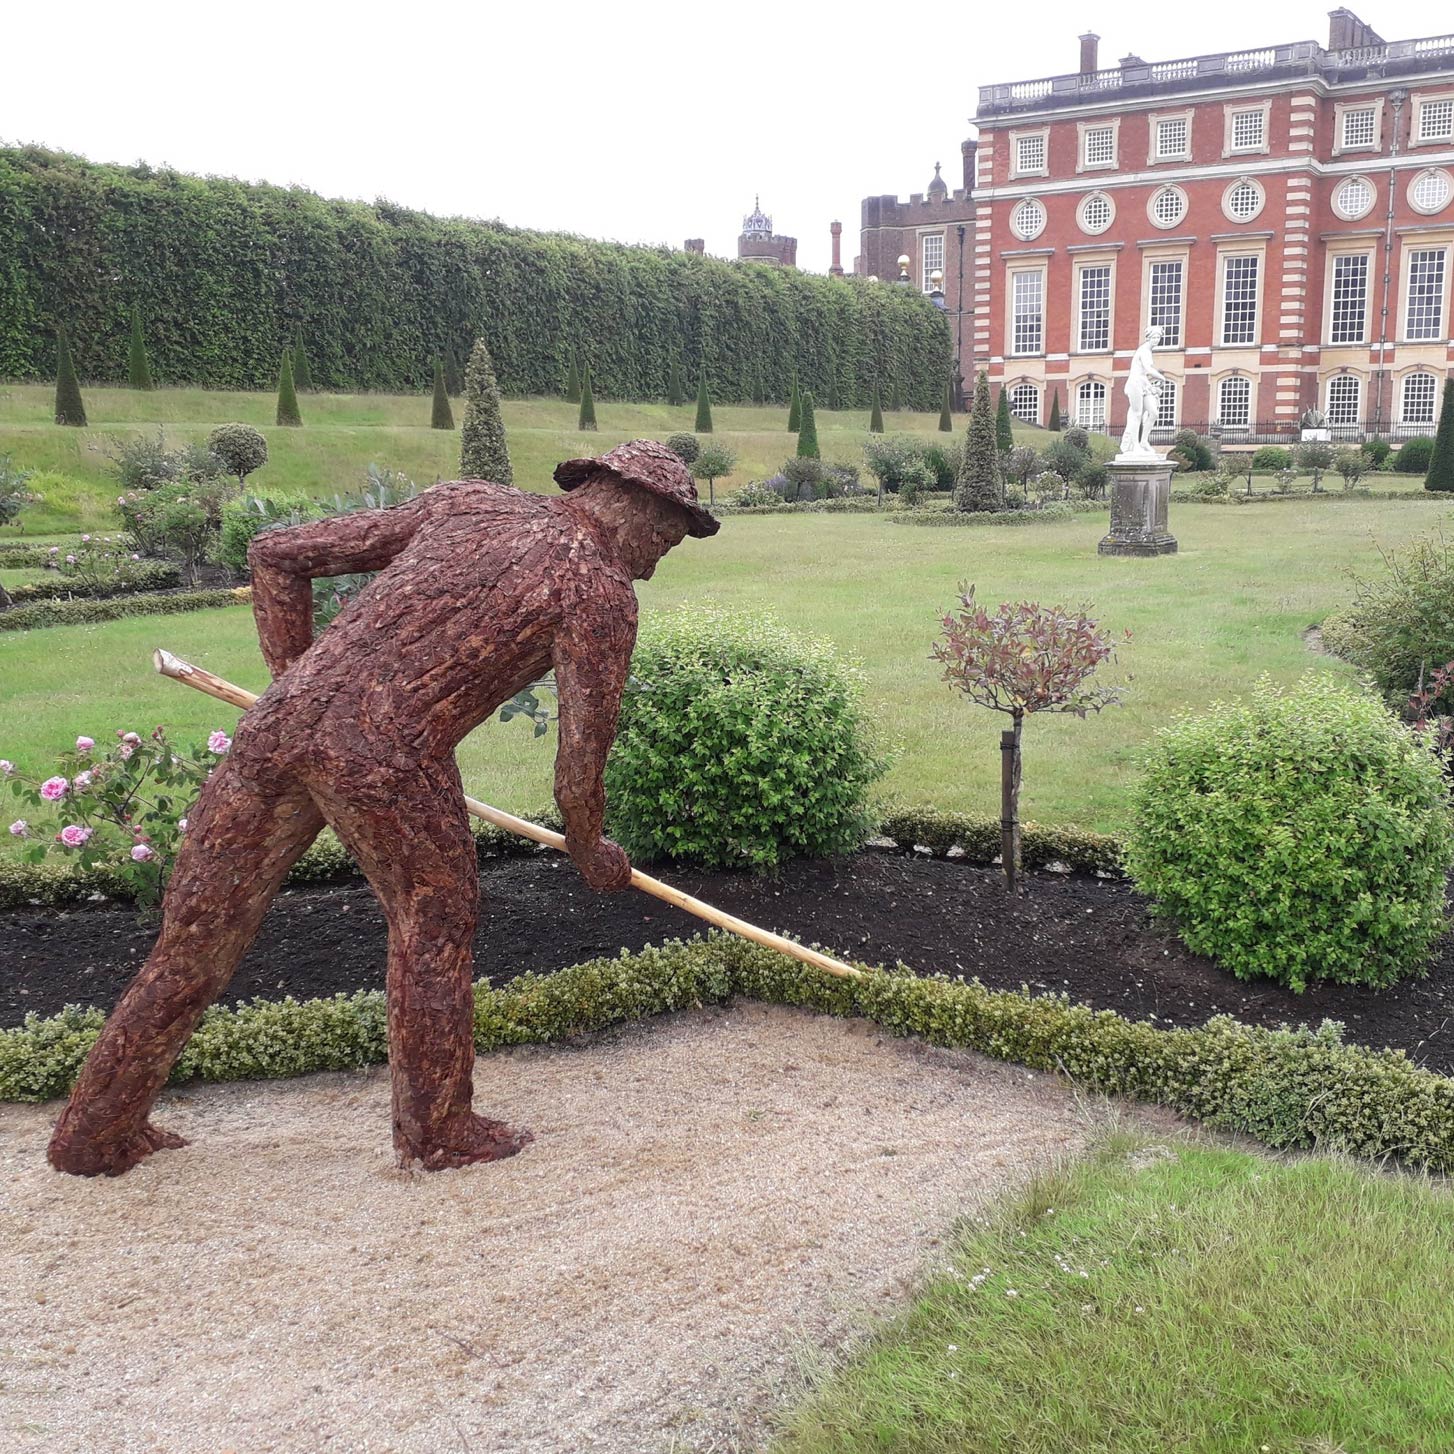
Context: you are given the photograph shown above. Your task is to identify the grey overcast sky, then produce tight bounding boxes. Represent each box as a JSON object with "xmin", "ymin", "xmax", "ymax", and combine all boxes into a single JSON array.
[{"xmin": 3, "ymin": 1, "xmax": 1445, "ymax": 274}]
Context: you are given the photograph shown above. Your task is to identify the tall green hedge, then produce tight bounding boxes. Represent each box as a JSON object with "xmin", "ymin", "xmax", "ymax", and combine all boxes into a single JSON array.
[{"xmin": 0, "ymin": 146, "xmax": 951, "ymax": 407}]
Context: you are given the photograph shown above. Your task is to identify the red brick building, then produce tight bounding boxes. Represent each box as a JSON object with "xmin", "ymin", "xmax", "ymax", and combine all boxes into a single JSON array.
[
  {"xmin": 737, "ymin": 198, "xmax": 797, "ymax": 267},
  {"xmin": 971, "ymin": 10, "xmax": 1454, "ymax": 442}
]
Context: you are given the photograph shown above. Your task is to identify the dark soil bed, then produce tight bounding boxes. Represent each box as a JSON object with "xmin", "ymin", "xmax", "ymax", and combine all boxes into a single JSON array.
[{"xmin": 4, "ymin": 851, "xmax": 1453, "ymax": 1074}]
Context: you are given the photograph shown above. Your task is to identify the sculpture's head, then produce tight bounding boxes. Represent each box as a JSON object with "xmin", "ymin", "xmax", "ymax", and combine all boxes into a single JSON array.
[
  {"xmin": 554, "ymin": 439, "xmax": 719, "ymax": 580},
  {"xmin": 1144, "ymin": 325, "xmax": 1165, "ymax": 345}
]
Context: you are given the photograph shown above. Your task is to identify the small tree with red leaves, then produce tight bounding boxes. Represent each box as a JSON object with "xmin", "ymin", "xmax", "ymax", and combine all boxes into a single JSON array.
[{"xmin": 933, "ymin": 585, "xmax": 1129, "ymax": 892}]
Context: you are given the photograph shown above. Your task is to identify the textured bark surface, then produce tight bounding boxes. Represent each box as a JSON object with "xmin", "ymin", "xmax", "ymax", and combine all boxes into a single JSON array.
[{"xmin": 48, "ymin": 456, "xmax": 698, "ymax": 1176}]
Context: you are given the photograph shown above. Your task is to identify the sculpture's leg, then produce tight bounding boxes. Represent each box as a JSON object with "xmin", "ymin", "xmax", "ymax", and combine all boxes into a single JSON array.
[
  {"xmin": 308, "ymin": 759, "xmax": 531, "ymax": 1170},
  {"xmin": 48, "ymin": 764, "xmax": 324, "ymax": 1176}
]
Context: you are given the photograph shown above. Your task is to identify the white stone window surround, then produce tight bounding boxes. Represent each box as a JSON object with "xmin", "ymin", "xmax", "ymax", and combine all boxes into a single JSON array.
[
  {"xmin": 1074, "ymin": 257, "xmax": 1116, "ymax": 354},
  {"xmin": 1333, "ymin": 99, "xmax": 1383, "ymax": 156},
  {"xmin": 1408, "ymin": 168, "xmax": 1454, "ymax": 217},
  {"xmin": 1142, "ymin": 251, "xmax": 1188, "ymax": 350},
  {"xmin": 1332, "ymin": 175, "xmax": 1377, "ymax": 222},
  {"xmin": 1078, "ymin": 191, "xmax": 1116, "ymax": 235},
  {"xmin": 1324, "ymin": 249, "xmax": 1373, "ymax": 346},
  {"xmin": 1216, "ymin": 373, "xmax": 1253, "ymax": 429},
  {"xmin": 1148, "ymin": 109, "xmax": 1195, "ymax": 165},
  {"xmin": 1010, "ymin": 128, "xmax": 1051, "ymax": 180},
  {"xmin": 1400, "ymin": 370, "xmax": 1439, "ymax": 425},
  {"xmin": 1147, "ymin": 184, "xmax": 1189, "ymax": 230},
  {"xmin": 1413, "ymin": 91, "xmax": 1454, "ymax": 148},
  {"xmin": 1222, "ymin": 176, "xmax": 1266, "ymax": 224},
  {"xmin": 920, "ymin": 232, "xmax": 945, "ymax": 294},
  {"xmin": 1155, "ymin": 374, "xmax": 1180, "ymax": 429},
  {"xmin": 1074, "ymin": 378, "xmax": 1109, "ymax": 433},
  {"xmin": 1216, "ymin": 247, "xmax": 1265, "ymax": 348},
  {"xmin": 1011, "ymin": 197, "xmax": 1048, "ymax": 241},
  {"xmin": 1008, "ymin": 265, "xmax": 1048, "ymax": 357},
  {"xmin": 1325, "ymin": 372, "xmax": 1363, "ymax": 425},
  {"xmin": 1401, "ymin": 243, "xmax": 1450, "ymax": 343},
  {"xmin": 1223, "ymin": 100, "xmax": 1272, "ymax": 158},
  {"xmin": 1077, "ymin": 118, "xmax": 1120, "ymax": 173},
  {"xmin": 1008, "ymin": 380, "xmax": 1041, "ymax": 424}
]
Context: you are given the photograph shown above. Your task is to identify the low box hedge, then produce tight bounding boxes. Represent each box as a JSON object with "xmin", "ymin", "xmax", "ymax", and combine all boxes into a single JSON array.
[
  {"xmin": 891, "ymin": 501, "xmax": 1104, "ymax": 527},
  {"xmin": 6, "ymin": 561, "xmax": 181, "ymax": 602},
  {"xmin": 1170, "ymin": 489, "xmax": 1431, "ymax": 506},
  {"xmin": 3, "ymin": 932, "xmax": 1451, "ymax": 1175},
  {"xmin": 0, "ymin": 544, "xmax": 78, "ymax": 568},
  {"xmin": 0, "ymin": 586, "xmax": 244, "ymax": 633}
]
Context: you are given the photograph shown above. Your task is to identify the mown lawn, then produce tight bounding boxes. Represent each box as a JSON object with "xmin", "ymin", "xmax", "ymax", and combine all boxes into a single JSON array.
[
  {"xmin": 772, "ymin": 1135, "xmax": 1454, "ymax": 1454},
  {"xmin": 4, "ymin": 495, "xmax": 1451, "ymax": 831}
]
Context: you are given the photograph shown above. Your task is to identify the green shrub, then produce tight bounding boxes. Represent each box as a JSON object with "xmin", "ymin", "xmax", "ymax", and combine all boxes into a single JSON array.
[
  {"xmin": 1126, "ymin": 677, "xmax": 1454, "ymax": 991},
  {"xmin": 796, "ymin": 390, "xmax": 819, "ymax": 458},
  {"xmin": 215, "ymin": 492, "xmax": 319, "ymax": 576},
  {"xmin": 118, "ymin": 480, "xmax": 228, "ymax": 584},
  {"xmin": 954, "ymin": 371, "xmax": 1001, "ymax": 512},
  {"xmin": 0, "ymin": 587, "xmax": 241, "ymax": 633},
  {"xmin": 429, "ymin": 356, "xmax": 454, "ymax": 431},
  {"xmin": 919, "ymin": 439, "xmax": 958, "ymax": 488},
  {"xmin": 578, "ymin": 362, "xmax": 597, "ymax": 431},
  {"xmin": 665, "ymin": 432, "xmax": 699, "ymax": 465},
  {"xmin": 0, "ymin": 456, "xmax": 37, "ymax": 527},
  {"xmin": 206, "ymin": 423, "xmax": 268, "ymax": 487},
  {"xmin": 106, "ymin": 429, "xmax": 223, "ymax": 492},
  {"xmin": 994, "ymin": 386, "xmax": 1014, "ymax": 452},
  {"xmin": 1185, "ymin": 471, "xmax": 1229, "ymax": 498},
  {"xmin": 1395, "ymin": 436, "xmax": 1436, "ymax": 473},
  {"xmin": 127, "ymin": 309, "xmax": 153, "ymax": 390},
  {"xmin": 275, "ymin": 348, "xmax": 302, "ymax": 427},
  {"xmin": 460, "ymin": 337, "xmax": 511, "ymax": 482},
  {"xmin": 8, "ymin": 558, "xmax": 179, "ymax": 601},
  {"xmin": 869, "ymin": 383, "xmax": 884, "ymax": 434},
  {"xmin": 689, "ymin": 442, "xmax": 736, "ymax": 506},
  {"xmin": 1170, "ymin": 429, "xmax": 1215, "ymax": 472},
  {"xmin": 5, "ymin": 934, "xmax": 1454, "ymax": 1178},
  {"xmin": 604, "ymin": 606, "xmax": 889, "ymax": 870},
  {"xmin": 938, "ymin": 379, "xmax": 952, "ymax": 433},
  {"xmin": 54, "ymin": 325, "xmax": 86, "ymax": 426},
  {"xmin": 1427, "ymin": 379, "xmax": 1454, "ymax": 493},
  {"xmin": 891, "ymin": 501, "xmax": 1083, "ymax": 527},
  {"xmin": 291, "ymin": 333, "xmax": 314, "ymax": 392},
  {"xmin": 862, "ymin": 435, "xmax": 927, "ymax": 494},
  {"xmin": 1038, "ymin": 436, "xmax": 1091, "ymax": 485},
  {"xmin": 787, "ymin": 374, "xmax": 801, "ymax": 432},
  {"xmin": 694, "ymin": 373, "xmax": 713, "ymax": 434},
  {"xmin": 1363, "ymin": 437, "xmax": 1393, "ymax": 469},
  {"xmin": 1251, "ymin": 446, "xmax": 1291, "ymax": 471}
]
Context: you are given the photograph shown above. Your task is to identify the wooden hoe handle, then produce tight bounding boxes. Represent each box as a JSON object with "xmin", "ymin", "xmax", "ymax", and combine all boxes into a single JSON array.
[{"xmin": 153, "ymin": 649, "xmax": 863, "ymax": 981}]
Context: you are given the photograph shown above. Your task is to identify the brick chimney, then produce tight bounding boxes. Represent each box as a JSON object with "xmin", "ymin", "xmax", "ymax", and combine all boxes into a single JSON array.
[
  {"xmin": 684, "ymin": 238, "xmax": 704, "ymax": 255},
  {"xmin": 1079, "ymin": 32, "xmax": 1100, "ymax": 74},
  {"xmin": 829, "ymin": 221, "xmax": 844, "ymax": 277},
  {"xmin": 1328, "ymin": 9, "xmax": 1384, "ymax": 51}
]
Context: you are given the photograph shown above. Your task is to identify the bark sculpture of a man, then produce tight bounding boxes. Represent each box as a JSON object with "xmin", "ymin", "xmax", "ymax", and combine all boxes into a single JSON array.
[{"xmin": 48, "ymin": 440, "xmax": 718, "ymax": 1177}]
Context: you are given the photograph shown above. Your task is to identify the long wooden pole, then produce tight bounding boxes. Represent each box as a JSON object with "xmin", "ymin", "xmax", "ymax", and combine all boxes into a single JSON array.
[{"xmin": 152, "ymin": 649, "xmax": 864, "ymax": 981}]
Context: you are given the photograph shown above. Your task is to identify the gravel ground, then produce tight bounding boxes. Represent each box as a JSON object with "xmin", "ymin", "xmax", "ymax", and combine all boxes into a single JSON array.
[{"xmin": 0, "ymin": 1004, "xmax": 1174, "ymax": 1453}]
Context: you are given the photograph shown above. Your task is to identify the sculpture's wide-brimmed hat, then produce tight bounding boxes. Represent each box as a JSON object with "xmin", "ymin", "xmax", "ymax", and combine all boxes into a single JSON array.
[{"xmin": 554, "ymin": 439, "xmax": 720, "ymax": 537}]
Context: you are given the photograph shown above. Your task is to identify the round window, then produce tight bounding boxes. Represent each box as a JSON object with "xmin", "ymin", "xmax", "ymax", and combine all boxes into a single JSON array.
[
  {"xmin": 1334, "ymin": 176, "xmax": 1375, "ymax": 221},
  {"xmin": 1223, "ymin": 179, "xmax": 1264, "ymax": 223},
  {"xmin": 1148, "ymin": 186, "xmax": 1187, "ymax": 229},
  {"xmin": 1409, "ymin": 169, "xmax": 1453, "ymax": 215},
  {"xmin": 1078, "ymin": 192, "xmax": 1114, "ymax": 235},
  {"xmin": 1012, "ymin": 197, "xmax": 1047, "ymax": 241}
]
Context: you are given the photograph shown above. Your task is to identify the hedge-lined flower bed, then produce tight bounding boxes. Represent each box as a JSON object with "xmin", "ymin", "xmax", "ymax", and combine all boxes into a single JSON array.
[
  {"xmin": 890, "ymin": 502, "xmax": 1104, "ymax": 527},
  {"xmin": 5, "ymin": 560, "xmax": 181, "ymax": 602},
  {"xmin": 0, "ymin": 542, "xmax": 81, "ymax": 568},
  {"xmin": 1170, "ymin": 489, "xmax": 1432, "ymax": 506},
  {"xmin": 4, "ymin": 932, "xmax": 1451, "ymax": 1174},
  {"xmin": 0, "ymin": 586, "xmax": 244, "ymax": 632},
  {"xmin": 0, "ymin": 807, "xmax": 1125, "ymax": 909}
]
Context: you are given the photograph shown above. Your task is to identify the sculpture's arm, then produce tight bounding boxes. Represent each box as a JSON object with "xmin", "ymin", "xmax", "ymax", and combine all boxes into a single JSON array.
[
  {"xmin": 550, "ymin": 589, "xmax": 638, "ymax": 891},
  {"xmin": 248, "ymin": 495, "xmax": 433, "ymax": 677}
]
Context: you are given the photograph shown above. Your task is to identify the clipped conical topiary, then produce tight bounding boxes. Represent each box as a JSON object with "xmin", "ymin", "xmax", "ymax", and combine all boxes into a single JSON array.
[
  {"xmin": 695, "ymin": 372, "xmax": 713, "ymax": 434},
  {"xmin": 787, "ymin": 373, "xmax": 801, "ymax": 432},
  {"xmin": 460, "ymin": 337, "xmax": 512, "ymax": 481},
  {"xmin": 953, "ymin": 371, "xmax": 1001, "ymax": 513},
  {"xmin": 275, "ymin": 348, "xmax": 302, "ymax": 427},
  {"xmin": 54, "ymin": 325, "xmax": 86, "ymax": 427},
  {"xmin": 578, "ymin": 363, "xmax": 598, "ymax": 431},
  {"xmin": 667, "ymin": 356, "xmax": 684, "ymax": 407},
  {"xmin": 1426, "ymin": 378, "xmax": 1454, "ymax": 493},
  {"xmin": 444, "ymin": 347, "xmax": 463, "ymax": 396},
  {"xmin": 565, "ymin": 351, "xmax": 581, "ymax": 403},
  {"xmin": 995, "ymin": 386, "xmax": 1014, "ymax": 452},
  {"xmin": 827, "ymin": 369, "xmax": 841, "ymax": 411},
  {"xmin": 431, "ymin": 355, "xmax": 454, "ymax": 430},
  {"xmin": 796, "ymin": 390, "xmax": 820, "ymax": 459},
  {"xmin": 1048, "ymin": 390, "xmax": 1062, "ymax": 432},
  {"xmin": 292, "ymin": 332, "xmax": 314, "ymax": 392},
  {"xmin": 869, "ymin": 382, "xmax": 884, "ymax": 434},
  {"xmin": 938, "ymin": 379, "xmax": 953, "ymax": 433},
  {"xmin": 127, "ymin": 309, "xmax": 153, "ymax": 391}
]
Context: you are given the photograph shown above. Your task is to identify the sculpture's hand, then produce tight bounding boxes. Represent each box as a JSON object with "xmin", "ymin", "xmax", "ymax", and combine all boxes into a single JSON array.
[{"xmin": 571, "ymin": 835, "xmax": 633, "ymax": 892}]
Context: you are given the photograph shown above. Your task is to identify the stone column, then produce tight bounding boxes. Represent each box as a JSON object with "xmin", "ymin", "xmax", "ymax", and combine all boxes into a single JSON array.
[{"xmin": 1098, "ymin": 460, "xmax": 1177, "ymax": 556}]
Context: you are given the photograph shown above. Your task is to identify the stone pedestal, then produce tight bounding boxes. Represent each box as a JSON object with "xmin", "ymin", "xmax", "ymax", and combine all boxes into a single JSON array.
[{"xmin": 1098, "ymin": 459, "xmax": 1177, "ymax": 556}]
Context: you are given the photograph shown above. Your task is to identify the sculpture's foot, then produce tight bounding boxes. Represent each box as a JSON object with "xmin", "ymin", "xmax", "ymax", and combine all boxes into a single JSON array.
[
  {"xmin": 48, "ymin": 1120, "xmax": 189, "ymax": 1178},
  {"xmin": 403, "ymin": 1112, "xmax": 533, "ymax": 1171}
]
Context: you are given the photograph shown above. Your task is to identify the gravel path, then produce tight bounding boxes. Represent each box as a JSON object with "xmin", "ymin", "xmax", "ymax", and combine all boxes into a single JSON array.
[{"xmin": 0, "ymin": 1004, "xmax": 1173, "ymax": 1453}]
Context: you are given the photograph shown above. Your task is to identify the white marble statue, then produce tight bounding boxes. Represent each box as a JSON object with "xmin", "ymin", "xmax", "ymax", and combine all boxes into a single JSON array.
[{"xmin": 1117, "ymin": 325, "xmax": 1168, "ymax": 462}]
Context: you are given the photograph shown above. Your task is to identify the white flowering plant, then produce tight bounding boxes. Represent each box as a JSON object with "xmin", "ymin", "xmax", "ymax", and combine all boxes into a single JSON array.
[{"xmin": 3, "ymin": 726, "xmax": 231, "ymax": 909}]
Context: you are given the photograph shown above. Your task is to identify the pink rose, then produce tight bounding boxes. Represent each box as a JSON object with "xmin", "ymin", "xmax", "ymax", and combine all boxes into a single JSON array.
[
  {"xmin": 208, "ymin": 731, "xmax": 232, "ymax": 755},
  {"xmin": 0, "ymin": 761, "xmax": 12, "ymax": 776},
  {"xmin": 118, "ymin": 745, "xmax": 134, "ymax": 760},
  {"xmin": 131, "ymin": 553, "xmax": 140, "ymax": 561},
  {"xmin": 8, "ymin": 820, "xmax": 27, "ymax": 838},
  {"xmin": 58, "ymin": 824, "xmax": 93, "ymax": 848},
  {"xmin": 65, "ymin": 554, "xmax": 76, "ymax": 565},
  {"xmin": 117, "ymin": 496, "xmax": 127, "ymax": 506},
  {"xmin": 81, "ymin": 534, "xmax": 90, "ymax": 542},
  {"xmin": 73, "ymin": 770, "xmax": 94, "ymax": 790},
  {"xmin": 177, "ymin": 817, "xmax": 188, "ymax": 833},
  {"xmin": 76, "ymin": 736, "xmax": 95, "ymax": 753},
  {"xmin": 48, "ymin": 546, "xmax": 59, "ymax": 555},
  {"xmin": 130, "ymin": 843, "xmax": 155, "ymax": 862},
  {"xmin": 40, "ymin": 776, "xmax": 68, "ymax": 801},
  {"xmin": 122, "ymin": 732, "xmax": 142, "ymax": 746}
]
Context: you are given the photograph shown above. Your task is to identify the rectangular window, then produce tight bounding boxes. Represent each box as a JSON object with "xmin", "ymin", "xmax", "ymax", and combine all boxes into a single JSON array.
[
  {"xmin": 1403, "ymin": 372, "xmax": 1438, "ymax": 425},
  {"xmin": 1078, "ymin": 265, "xmax": 1112, "ymax": 352},
  {"xmin": 1230, "ymin": 109, "xmax": 1265, "ymax": 150},
  {"xmin": 1342, "ymin": 106, "xmax": 1376, "ymax": 149},
  {"xmin": 1009, "ymin": 382, "xmax": 1039, "ymax": 423},
  {"xmin": 921, "ymin": 233, "xmax": 944, "ymax": 294},
  {"xmin": 1329, "ymin": 254, "xmax": 1370, "ymax": 344},
  {"xmin": 1326, "ymin": 375, "xmax": 1362, "ymax": 426},
  {"xmin": 1155, "ymin": 378, "xmax": 1178, "ymax": 430},
  {"xmin": 1148, "ymin": 259, "xmax": 1184, "ymax": 347},
  {"xmin": 1083, "ymin": 125, "xmax": 1115, "ymax": 167},
  {"xmin": 1219, "ymin": 376, "xmax": 1251, "ymax": 428},
  {"xmin": 1015, "ymin": 134, "xmax": 1047, "ymax": 174},
  {"xmin": 1155, "ymin": 117, "xmax": 1189, "ymax": 159},
  {"xmin": 1221, "ymin": 255, "xmax": 1260, "ymax": 346},
  {"xmin": 1011, "ymin": 270, "xmax": 1044, "ymax": 355},
  {"xmin": 1406, "ymin": 249, "xmax": 1447, "ymax": 341},
  {"xmin": 1419, "ymin": 98, "xmax": 1454, "ymax": 143}
]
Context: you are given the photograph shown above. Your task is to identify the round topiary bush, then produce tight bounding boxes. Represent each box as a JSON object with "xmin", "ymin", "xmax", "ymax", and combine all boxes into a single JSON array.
[
  {"xmin": 1125, "ymin": 676, "xmax": 1454, "ymax": 991},
  {"xmin": 665, "ymin": 432, "xmax": 700, "ymax": 465},
  {"xmin": 207, "ymin": 423, "xmax": 269, "ymax": 486},
  {"xmin": 604, "ymin": 607, "xmax": 890, "ymax": 870},
  {"xmin": 1394, "ymin": 436, "xmax": 1436, "ymax": 474},
  {"xmin": 1251, "ymin": 445, "xmax": 1291, "ymax": 471}
]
